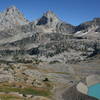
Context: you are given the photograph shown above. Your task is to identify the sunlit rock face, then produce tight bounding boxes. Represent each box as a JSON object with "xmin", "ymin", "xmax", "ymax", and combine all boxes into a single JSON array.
[{"xmin": 77, "ymin": 82, "xmax": 88, "ymax": 94}]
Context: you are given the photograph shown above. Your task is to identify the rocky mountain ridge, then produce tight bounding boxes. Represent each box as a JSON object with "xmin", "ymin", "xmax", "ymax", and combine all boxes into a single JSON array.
[{"xmin": 0, "ymin": 6, "xmax": 100, "ymax": 63}]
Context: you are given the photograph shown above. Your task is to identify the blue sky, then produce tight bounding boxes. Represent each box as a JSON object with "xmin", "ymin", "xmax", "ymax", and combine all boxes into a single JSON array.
[{"xmin": 0, "ymin": 0, "xmax": 100, "ymax": 25}]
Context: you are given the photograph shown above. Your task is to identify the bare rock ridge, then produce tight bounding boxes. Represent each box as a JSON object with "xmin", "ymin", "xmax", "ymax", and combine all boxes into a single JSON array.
[
  {"xmin": 75, "ymin": 18, "xmax": 100, "ymax": 39},
  {"xmin": 76, "ymin": 18, "xmax": 100, "ymax": 32}
]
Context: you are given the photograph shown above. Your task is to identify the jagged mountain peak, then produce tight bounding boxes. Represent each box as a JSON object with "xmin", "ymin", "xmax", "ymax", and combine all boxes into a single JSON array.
[
  {"xmin": 43, "ymin": 10, "xmax": 58, "ymax": 19},
  {"xmin": 4, "ymin": 6, "xmax": 21, "ymax": 15},
  {"xmin": 6, "ymin": 6, "xmax": 18, "ymax": 12},
  {"xmin": 0, "ymin": 6, "xmax": 29, "ymax": 31},
  {"xmin": 4, "ymin": 5, "xmax": 26, "ymax": 18},
  {"xmin": 34, "ymin": 10, "xmax": 75, "ymax": 34},
  {"xmin": 36, "ymin": 10, "xmax": 60, "ymax": 26}
]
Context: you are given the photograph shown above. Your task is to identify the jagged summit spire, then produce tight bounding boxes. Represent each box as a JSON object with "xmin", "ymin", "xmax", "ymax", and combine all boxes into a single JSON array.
[
  {"xmin": 43, "ymin": 10, "xmax": 59, "ymax": 20},
  {"xmin": 5, "ymin": 6, "xmax": 20, "ymax": 15},
  {"xmin": 6, "ymin": 6, "xmax": 17, "ymax": 10},
  {"xmin": 36, "ymin": 10, "xmax": 60, "ymax": 26},
  {"xmin": 44, "ymin": 10, "xmax": 57, "ymax": 17}
]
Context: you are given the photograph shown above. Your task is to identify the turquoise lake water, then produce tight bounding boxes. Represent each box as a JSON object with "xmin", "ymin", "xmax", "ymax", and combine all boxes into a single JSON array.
[{"xmin": 88, "ymin": 83, "xmax": 100, "ymax": 99}]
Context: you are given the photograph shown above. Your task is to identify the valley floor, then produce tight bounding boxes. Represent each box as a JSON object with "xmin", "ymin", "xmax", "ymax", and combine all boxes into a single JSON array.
[{"xmin": 0, "ymin": 55, "xmax": 99, "ymax": 100}]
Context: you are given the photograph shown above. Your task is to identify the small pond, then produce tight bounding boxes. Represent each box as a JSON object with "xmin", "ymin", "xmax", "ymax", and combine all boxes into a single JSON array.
[{"xmin": 88, "ymin": 83, "xmax": 100, "ymax": 99}]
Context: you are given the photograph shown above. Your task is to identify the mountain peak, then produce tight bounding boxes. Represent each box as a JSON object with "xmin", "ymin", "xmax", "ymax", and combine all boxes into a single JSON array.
[
  {"xmin": 5, "ymin": 6, "xmax": 21, "ymax": 15},
  {"xmin": 36, "ymin": 10, "xmax": 60, "ymax": 26},
  {"xmin": 0, "ymin": 6, "xmax": 29, "ymax": 31},
  {"xmin": 6, "ymin": 6, "xmax": 17, "ymax": 11},
  {"xmin": 43, "ymin": 10, "xmax": 57, "ymax": 18}
]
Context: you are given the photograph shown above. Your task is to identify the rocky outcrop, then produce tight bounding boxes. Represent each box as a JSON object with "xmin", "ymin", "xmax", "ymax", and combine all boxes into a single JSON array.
[{"xmin": 76, "ymin": 82, "xmax": 88, "ymax": 94}]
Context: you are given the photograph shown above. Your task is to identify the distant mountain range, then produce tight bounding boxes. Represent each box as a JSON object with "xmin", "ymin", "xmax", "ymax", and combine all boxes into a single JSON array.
[{"xmin": 0, "ymin": 6, "xmax": 100, "ymax": 63}]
